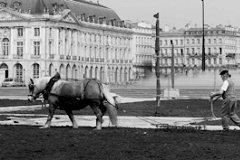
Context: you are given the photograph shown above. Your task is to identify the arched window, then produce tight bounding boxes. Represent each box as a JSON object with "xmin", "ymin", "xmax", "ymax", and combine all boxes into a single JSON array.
[
  {"xmin": 33, "ymin": 63, "xmax": 40, "ymax": 78},
  {"xmin": 15, "ymin": 64, "xmax": 23, "ymax": 81},
  {"xmin": 2, "ymin": 38, "xmax": 9, "ymax": 55}
]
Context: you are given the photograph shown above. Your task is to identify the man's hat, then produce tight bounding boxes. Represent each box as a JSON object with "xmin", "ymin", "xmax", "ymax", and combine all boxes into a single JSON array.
[{"xmin": 219, "ymin": 70, "xmax": 230, "ymax": 76}]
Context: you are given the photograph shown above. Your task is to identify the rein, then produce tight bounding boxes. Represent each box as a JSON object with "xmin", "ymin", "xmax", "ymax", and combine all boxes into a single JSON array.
[
  {"xmin": 210, "ymin": 96, "xmax": 220, "ymax": 118},
  {"xmin": 28, "ymin": 83, "xmax": 42, "ymax": 100},
  {"xmin": 116, "ymin": 104, "xmax": 164, "ymax": 127}
]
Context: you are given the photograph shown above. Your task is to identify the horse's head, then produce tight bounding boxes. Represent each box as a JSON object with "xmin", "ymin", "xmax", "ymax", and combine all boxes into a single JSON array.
[{"xmin": 28, "ymin": 77, "xmax": 50, "ymax": 102}]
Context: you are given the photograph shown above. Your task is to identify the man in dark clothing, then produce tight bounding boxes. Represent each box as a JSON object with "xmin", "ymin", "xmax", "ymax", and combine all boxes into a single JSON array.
[{"xmin": 43, "ymin": 72, "xmax": 61, "ymax": 99}]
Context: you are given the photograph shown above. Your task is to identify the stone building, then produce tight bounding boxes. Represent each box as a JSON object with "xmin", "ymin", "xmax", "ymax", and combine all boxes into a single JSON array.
[
  {"xmin": 0, "ymin": 0, "xmax": 133, "ymax": 84},
  {"xmin": 158, "ymin": 25, "xmax": 240, "ymax": 75},
  {"xmin": 159, "ymin": 27, "xmax": 185, "ymax": 75},
  {"xmin": 130, "ymin": 21, "xmax": 154, "ymax": 79},
  {"xmin": 184, "ymin": 25, "xmax": 240, "ymax": 69}
]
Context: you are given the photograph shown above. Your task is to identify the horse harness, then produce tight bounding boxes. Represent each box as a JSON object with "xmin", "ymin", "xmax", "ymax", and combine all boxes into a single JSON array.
[
  {"xmin": 48, "ymin": 79, "xmax": 104, "ymax": 102},
  {"xmin": 29, "ymin": 78, "xmax": 114, "ymax": 108}
]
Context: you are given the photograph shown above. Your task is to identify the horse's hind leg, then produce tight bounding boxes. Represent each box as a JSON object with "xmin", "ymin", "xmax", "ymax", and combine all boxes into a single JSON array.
[
  {"xmin": 65, "ymin": 109, "xmax": 78, "ymax": 129},
  {"xmin": 40, "ymin": 103, "xmax": 56, "ymax": 129},
  {"xmin": 91, "ymin": 104, "xmax": 103, "ymax": 130}
]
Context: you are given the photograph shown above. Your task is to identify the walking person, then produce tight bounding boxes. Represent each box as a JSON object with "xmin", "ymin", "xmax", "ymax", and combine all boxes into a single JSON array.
[{"xmin": 210, "ymin": 70, "xmax": 240, "ymax": 131}]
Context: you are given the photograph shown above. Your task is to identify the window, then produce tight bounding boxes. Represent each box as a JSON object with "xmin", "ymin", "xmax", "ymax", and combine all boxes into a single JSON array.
[
  {"xmin": 34, "ymin": 28, "xmax": 40, "ymax": 36},
  {"xmin": 49, "ymin": 41, "xmax": 52, "ymax": 55},
  {"xmin": 208, "ymin": 59, "xmax": 211, "ymax": 65},
  {"xmin": 208, "ymin": 48, "xmax": 211, "ymax": 54},
  {"xmin": 180, "ymin": 40, "xmax": 183, "ymax": 45},
  {"xmin": 219, "ymin": 58, "xmax": 222, "ymax": 64},
  {"xmin": 180, "ymin": 49, "xmax": 183, "ymax": 56},
  {"xmin": 33, "ymin": 64, "xmax": 40, "ymax": 79},
  {"xmin": 165, "ymin": 40, "xmax": 168, "ymax": 46},
  {"xmin": 15, "ymin": 64, "xmax": 23, "ymax": 81},
  {"xmin": 165, "ymin": 49, "xmax": 168, "ymax": 55},
  {"xmin": 17, "ymin": 42, "xmax": 23, "ymax": 56},
  {"xmin": 17, "ymin": 28, "xmax": 23, "ymax": 37},
  {"xmin": 49, "ymin": 28, "xmax": 52, "ymax": 37},
  {"xmin": 192, "ymin": 39, "xmax": 195, "ymax": 44},
  {"xmin": 2, "ymin": 38, "xmax": 9, "ymax": 55},
  {"xmin": 197, "ymin": 48, "xmax": 200, "ymax": 54},
  {"xmin": 33, "ymin": 41, "xmax": 40, "ymax": 55},
  {"xmin": 219, "ymin": 38, "xmax": 222, "ymax": 44},
  {"xmin": 197, "ymin": 39, "xmax": 200, "ymax": 44},
  {"xmin": 208, "ymin": 39, "xmax": 211, "ymax": 44},
  {"xmin": 175, "ymin": 40, "xmax": 178, "ymax": 45}
]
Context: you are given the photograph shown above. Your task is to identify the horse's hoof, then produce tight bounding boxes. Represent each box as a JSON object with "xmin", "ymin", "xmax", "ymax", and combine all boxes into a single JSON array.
[
  {"xmin": 73, "ymin": 126, "xmax": 78, "ymax": 129},
  {"xmin": 93, "ymin": 128, "xmax": 102, "ymax": 130},
  {"xmin": 39, "ymin": 126, "xmax": 50, "ymax": 129}
]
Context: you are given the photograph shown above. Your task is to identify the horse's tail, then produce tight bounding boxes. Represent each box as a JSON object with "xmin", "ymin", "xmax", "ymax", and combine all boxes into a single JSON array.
[
  {"xmin": 102, "ymin": 84, "xmax": 120, "ymax": 126},
  {"xmin": 105, "ymin": 101, "xmax": 118, "ymax": 126},
  {"xmin": 102, "ymin": 84, "xmax": 121, "ymax": 106}
]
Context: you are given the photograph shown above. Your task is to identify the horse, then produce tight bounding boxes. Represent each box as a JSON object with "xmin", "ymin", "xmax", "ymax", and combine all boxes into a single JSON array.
[{"xmin": 28, "ymin": 77, "xmax": 119, "ymax": 130}]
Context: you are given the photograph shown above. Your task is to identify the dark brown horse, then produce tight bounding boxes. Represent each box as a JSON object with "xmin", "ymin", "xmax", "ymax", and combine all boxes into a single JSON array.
[{"xmin": 28, "ymin": 77, "xmax": 118, "ymax": 130}]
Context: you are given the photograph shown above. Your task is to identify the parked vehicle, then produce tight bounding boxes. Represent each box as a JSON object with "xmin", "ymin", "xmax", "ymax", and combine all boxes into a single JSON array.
[{"xmin": 2, "ymin": 78, "xmax": 26, "ymax": 87}]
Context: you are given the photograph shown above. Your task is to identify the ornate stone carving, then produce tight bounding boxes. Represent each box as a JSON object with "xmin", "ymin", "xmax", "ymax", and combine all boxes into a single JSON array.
[
  {"xmin": 0, "ymin": 11, "xmax": 19, "ymax": 21},
  {"xmin": 12, "ymin": 1, "xmax": 22, "ymax": 10},
  {"xmin": 62, "ymin": 15, "xmax": 75, "ymax": 23},
  {"xmin": 0, "ymin": 2, "xmax": 7, "ymax": 7}
]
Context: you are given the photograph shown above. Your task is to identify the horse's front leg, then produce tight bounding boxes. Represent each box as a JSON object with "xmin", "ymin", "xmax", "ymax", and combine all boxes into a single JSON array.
[
  {"xmin": 40, "ymin": 103, "xmax": 56, "ymax": 129},
  {"xmin": 65, "ymin": 109, "xmax": 78, "ymax": 128},
  {"xmin": 91, "ymin": 104, "xmax": 103, "ymax": 130}
]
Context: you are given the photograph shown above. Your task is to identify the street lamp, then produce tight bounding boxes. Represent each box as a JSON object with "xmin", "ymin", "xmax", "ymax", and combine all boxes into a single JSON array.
[
  {"xmin": 153, "ymin": 12, "xmax": 160, "ymax": 115},
  {"xmin": 201, "ymin": 0, "xmax": 205, "ymax": 71}
]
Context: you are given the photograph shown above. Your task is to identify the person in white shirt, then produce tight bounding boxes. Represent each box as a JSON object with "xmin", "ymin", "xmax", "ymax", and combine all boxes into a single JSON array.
[{"xmin": 210, "ymin": 70, "xmax": 240, "ymax": 131}]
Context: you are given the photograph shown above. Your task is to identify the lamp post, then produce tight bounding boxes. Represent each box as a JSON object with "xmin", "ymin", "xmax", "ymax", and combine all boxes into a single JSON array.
[
  {"xmin": 154, "ymin": 13, "xmax": 160, "ymax": 115},
  {"xmin": 201, "ymin": 0, "xmax": 205, "ymax": 71},
  {"xmin": 170, "ymin": 40, "xmax": 175, "ymax": 89}
]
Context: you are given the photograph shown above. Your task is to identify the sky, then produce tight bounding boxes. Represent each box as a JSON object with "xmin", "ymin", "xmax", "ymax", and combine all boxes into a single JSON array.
[{"xmin": 96, "ymin": 0, "xmax": 240, "ymax": 29}]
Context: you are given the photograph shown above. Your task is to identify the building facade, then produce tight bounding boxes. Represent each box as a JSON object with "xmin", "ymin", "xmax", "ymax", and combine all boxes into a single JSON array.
[
  {"xmin": 158, "ymin": 25, "xmax": 240, "ymax": 74},
  {"xmin": 130, "ymin": 21, "xmax": 154, "ymax": 79},
  {"xmin": 159, "ymin": 27, "xmax": 185, "ymax": 75},
  {"xmin": 0, "ymin": 0, "xmax": 133, "ymax": 84}
]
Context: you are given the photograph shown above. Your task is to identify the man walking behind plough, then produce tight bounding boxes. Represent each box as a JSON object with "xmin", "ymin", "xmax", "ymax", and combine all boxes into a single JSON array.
[{"xmin": 210, "ymin": 70, "xmax": 240, "ymax": 131}]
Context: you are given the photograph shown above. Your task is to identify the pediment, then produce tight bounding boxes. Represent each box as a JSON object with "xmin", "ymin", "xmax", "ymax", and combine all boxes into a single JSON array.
[
  {"xmin": 62, "ymin": 14, "xmax": 76, "ymax": 23},
  {"xmin": 58, "ymin": 9, "xmax": 79, "ymax": 24}
]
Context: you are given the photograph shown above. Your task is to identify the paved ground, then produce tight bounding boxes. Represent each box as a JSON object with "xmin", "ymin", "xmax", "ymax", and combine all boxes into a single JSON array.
[
  {"xmin": 0, "ymin": 96, "xmax": 237, "ymax": 131},
  {"xmin": 1, "ymin": 112, "xmax": 239, "ymax": 131},
  {"xmin": 0, "ymin": 87, "xmax": 239, "ymax": 131}
]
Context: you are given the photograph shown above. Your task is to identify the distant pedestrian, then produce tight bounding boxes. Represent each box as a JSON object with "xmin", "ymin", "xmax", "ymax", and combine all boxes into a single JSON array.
[{"xmin": 210, "ymin": 70, "xmax": 240, "ymax": 131}]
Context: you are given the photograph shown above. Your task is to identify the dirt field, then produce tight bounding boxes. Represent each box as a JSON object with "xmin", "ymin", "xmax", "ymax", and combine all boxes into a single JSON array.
[
  {"xmin": 1, "ymin": 125, "xmax": 240, "ymax": 160},
  {"xmin": 1, "ymin": 99, "xmax": 240, "ymax": 159}
]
